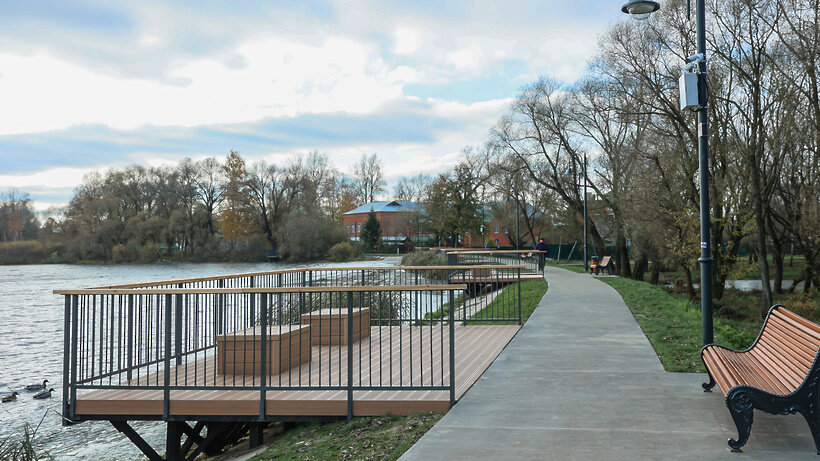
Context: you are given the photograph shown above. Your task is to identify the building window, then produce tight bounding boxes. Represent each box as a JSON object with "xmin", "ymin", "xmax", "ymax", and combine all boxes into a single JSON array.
[{"xmin": 494, "ymin": 226, "xmax": 499, "ymax": 233}]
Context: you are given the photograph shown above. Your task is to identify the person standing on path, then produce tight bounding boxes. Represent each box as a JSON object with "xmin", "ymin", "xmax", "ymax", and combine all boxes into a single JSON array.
[{"xmin": 535, "ymin": 237, "xmax": 549, "ymax": 273}]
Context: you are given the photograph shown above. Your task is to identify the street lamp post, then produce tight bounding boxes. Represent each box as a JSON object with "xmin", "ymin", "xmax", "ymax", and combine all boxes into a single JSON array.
[
  {"xmin": 622, "ymin": 0, "xmax": 714, "ymax": 345},
  {"xmin": 582, "ymin": 153, "xmax": 589, "ymax": 273},
  {"xmin": 565, "ymin": 153, "xmax": 589, "ymax": 272}
]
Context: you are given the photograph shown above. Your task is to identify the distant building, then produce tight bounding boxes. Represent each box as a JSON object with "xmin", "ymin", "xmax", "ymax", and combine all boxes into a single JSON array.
[{"xmin": 343, "ymin": 201, "xmax": 424, "ymax": 242}]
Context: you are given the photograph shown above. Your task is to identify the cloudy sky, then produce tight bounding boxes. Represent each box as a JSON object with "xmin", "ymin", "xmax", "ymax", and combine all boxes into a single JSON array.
[{"xmin": 0, "ymin": 1, "xmax": 626, "ymax": 212}]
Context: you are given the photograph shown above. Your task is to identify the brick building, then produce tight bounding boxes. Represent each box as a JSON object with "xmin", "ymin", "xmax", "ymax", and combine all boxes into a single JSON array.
[{"xmin": 343, "ymin": 201, "xmax": 424, "ymax": 242}]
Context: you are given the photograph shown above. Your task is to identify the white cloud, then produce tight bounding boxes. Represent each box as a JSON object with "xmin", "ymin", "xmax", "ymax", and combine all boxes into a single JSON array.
[{"xmin": 0, "ymin": 36, "xmax": 415, "ymax": 136}]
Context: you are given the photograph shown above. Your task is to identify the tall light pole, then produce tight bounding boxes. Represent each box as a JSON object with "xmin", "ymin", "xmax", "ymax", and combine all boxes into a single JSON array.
[
  {"xmin": 565, "ymin": 153, "xmax": 589, "ymax": 272},
  {"xmin": 582, "ymin": 152, "xmax": 589, "ymax": 273},
  {"xmin": 622, "ymin": 0, "xmax": 713, "ymax": 345}
]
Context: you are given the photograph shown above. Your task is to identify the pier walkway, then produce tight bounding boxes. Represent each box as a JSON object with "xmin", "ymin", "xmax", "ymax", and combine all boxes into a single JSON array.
[{"xmin": 401, "ymin": 265, "xmax": 818, "ymax": 460}]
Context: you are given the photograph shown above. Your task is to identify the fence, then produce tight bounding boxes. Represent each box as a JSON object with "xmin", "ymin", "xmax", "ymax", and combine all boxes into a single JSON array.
[
  {"xmin": 92, "ymin": 265, "xmax": 523, "ymax": 325},
  {"xmin": 56, "ymin": 284, "xmax": 464, "ymax": 423}
]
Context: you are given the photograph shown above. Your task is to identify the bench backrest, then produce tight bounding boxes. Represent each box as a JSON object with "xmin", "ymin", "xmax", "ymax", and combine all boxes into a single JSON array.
[
  {"xmin": 600, "ymin": 256, "xmax": 611, "ymax": 266},
  {"xmin": 753, "ymin": 307, "xmax": 820, "ymax": 391}
]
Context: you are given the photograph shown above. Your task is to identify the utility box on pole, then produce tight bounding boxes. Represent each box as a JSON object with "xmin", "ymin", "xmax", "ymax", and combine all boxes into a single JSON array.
[{"xmin": 679, "ymin": 71, "xmax": 699, "ymax": 111}]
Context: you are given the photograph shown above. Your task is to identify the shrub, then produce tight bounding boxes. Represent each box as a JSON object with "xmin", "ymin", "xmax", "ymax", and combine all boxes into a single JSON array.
[
  {"xmin": 328, "ymin": 241, "xmax": 363, "ymax": 262},
  {"xmin": 401, "ymin": 250, "xmax": 446, "ymax": 267},
  {"xmin": 280, "ymin": 213, "xmax": 347, "ymax": 262}
]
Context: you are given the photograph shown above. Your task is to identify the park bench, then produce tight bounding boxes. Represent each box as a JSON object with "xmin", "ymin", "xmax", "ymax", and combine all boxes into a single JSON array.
[
  {"xmin": 701, "ymin": 305, "xmax": 820, "ymax": 453},
  {"xmin": 590, "ymin": 256, "xmax": 612, "ymax": 275}
]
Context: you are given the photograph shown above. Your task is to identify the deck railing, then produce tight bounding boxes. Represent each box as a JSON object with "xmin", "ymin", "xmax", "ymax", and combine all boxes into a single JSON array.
[
  {"xmin": 91, "ymin": 265, "xmax": 524, "ymax": 325},
  {"xmin": 445, "ymin": 249, "xmax": 546, "ymax": 274},
  {"xmin": 56, "ymin": 285, "xmax": 464, "ymax": 423}
]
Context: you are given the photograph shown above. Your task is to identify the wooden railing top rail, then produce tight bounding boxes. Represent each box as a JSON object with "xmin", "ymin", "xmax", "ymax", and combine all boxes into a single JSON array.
[
  {"xmin": 89, "ymin": 266, "xmax": 523, "ymax": 289},
  {"xmin": 448, "ymin": 250, "xmax": 546, "ymax": 255},
  {"xmin": 55, "ymin": 284, "xmax": 468, "ymax": 296}
]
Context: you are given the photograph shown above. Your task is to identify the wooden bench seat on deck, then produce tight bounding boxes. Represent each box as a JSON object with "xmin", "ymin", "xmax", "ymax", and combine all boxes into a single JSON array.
[
  {"xmin": 701, "ymin": 305, "xmax": 820, "ymax": 453},
  {"xmin": 300, "ymin": 308, "xmax": 370, "ymax": 345},
  {"xmin": 216, "ymin": 324, "xmax": 311, "ymax": 376}
]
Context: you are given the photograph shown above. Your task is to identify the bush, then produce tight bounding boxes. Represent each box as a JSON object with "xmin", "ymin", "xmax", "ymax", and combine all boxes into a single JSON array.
[
  {"xmin": 280, "ymin": 213, "xmax": 347, "ymax": 262},
  {"xmin": 111, "ymin": 244, "xmax": 137, "ymax": 263},
  {"xmin": 328, "ymin": 241, "xmax": 363, "ymax": 262},
  {"xmin": 401, "ymin": 250, "xmax": 446, "ymax": 267}
]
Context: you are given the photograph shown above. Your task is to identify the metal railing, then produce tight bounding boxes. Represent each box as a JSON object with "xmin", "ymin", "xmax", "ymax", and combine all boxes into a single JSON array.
[
  {"xmin": 90, "ymin": 266, "xmax": 523, "ymax": 325},
  {"xmin": 56, "ymin": 285, "xmax": 463, "ymax": 423},
  {"xmin": 445, "ymin": 249, "xmax": 546, "ymax": 274}
]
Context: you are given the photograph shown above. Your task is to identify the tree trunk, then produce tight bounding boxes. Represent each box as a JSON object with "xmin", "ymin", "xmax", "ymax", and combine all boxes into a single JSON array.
[
  {"xmin": 633, "ymin": 254, "xmax": 648, "ymax": 281},
  {"xmin": 650, "ymin": 256, "xmax": 660, "ymax": 285},
  {"xmin": 772, "ymin": 244, "xmax": 784, "ymax": 295},
  {"xmin": 615, "ymin": 234, "xmax": 631, "ymax": 278},
  {"xmin": 684, "ymin": 267, "xmax": 697, "ymax": 300}
]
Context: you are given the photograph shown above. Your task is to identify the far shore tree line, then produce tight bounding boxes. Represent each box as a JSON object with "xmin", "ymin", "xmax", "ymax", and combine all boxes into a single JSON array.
[{"xmin": 1, "ymin": 0, "xmax": 818, "ymax": 312}]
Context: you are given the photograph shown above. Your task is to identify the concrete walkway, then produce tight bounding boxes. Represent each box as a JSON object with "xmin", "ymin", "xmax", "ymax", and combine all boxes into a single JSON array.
[{"xmin": 401, "ymin": 266, "xmax": 818, "ymax": 460}]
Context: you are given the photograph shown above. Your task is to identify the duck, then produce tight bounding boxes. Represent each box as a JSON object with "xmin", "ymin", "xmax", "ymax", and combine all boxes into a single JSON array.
[
  {"xmin": 2, "ymin": 391, "xmax": 18, "ymax": 403},
  {"xmin": 33, "ymin": 388, "xmax": 54, "ymax": 399},
  {"xmin": 25, "ymin": 379, "xmax": 48, "ymax": 391}
]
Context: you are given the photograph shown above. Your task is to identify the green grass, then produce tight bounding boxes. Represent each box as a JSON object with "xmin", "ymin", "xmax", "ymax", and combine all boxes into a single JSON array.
[
  {"xmin": 598, "ymin": 277, "xmax": 757, "ymax": 372},
  {"xmin": 249, "ymin": 413, "xmax": 442, "ymax": 461},
  {"xmin": 468, "ymin": 278, "xmax": 548, "ymax": 324}
]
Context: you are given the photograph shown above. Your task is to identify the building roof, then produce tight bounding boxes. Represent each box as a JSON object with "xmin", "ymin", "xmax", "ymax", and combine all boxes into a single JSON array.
[{"xmin": 343, "ymin": 201, "xmax": 424, "ymax": 215}]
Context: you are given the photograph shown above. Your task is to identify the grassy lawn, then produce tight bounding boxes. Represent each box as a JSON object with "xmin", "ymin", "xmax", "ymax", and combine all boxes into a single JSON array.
[
  {"xmin": 598, "ymin": 277, "xmax": 759, "ymax": 372},
  {"xmin": 468, "ymin": 278, "xmax": 548, "ymax": 324},
  {"xmin": 250, "ymin": 413, "xmax": 442, "ymax": 461}
]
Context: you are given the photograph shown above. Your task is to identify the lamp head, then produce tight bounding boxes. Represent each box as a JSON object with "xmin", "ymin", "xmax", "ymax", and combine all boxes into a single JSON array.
[{"xmin": 621, "ymin": 0, "xmax": 660, "ymax": 20}]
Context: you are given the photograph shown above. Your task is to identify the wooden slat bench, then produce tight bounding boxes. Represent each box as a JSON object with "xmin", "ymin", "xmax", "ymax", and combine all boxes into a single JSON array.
[
  {"xmin": 590, "ymin": 256, "xmax": 612, "ymax": 275},
  {"xmin": 701, "ymin": 304, "xmax": 820, "ymax": 453}
]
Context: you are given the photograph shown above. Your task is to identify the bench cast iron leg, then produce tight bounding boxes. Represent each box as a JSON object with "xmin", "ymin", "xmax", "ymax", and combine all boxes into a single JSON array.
[
  {"xmin": 799, "ymin": 406, "xmax": 820, "ymax": 455},
  {"xmin": 702, "ymin": 374, "xmax": 716, "ymax": 393},
  {"xmin": 726, "ymin": 390, "xmax": 754, "ymax": 452}
]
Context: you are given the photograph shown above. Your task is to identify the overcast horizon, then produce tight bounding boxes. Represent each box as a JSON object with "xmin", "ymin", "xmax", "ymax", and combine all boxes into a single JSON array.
[{"xmin": 0, "ymin": 1, "xmax": 626, "ymax": 212}]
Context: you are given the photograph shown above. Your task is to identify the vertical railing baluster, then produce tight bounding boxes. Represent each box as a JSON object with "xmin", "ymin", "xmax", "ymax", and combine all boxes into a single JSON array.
[{"xmin": 175, "ymin": 284, "xmax": 183, "ymax": 367}]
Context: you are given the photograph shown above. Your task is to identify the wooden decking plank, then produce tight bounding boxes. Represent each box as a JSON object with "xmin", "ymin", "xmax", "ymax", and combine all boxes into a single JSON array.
[{"xmin": 74, "ymin": 325, "xmax": 519, "ymax": 417}]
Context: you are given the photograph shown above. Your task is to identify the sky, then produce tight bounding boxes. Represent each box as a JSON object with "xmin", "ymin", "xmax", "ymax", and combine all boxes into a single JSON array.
[{"xmin": 0, "ymin": 0, "xmax": 627, "ymax": 213}]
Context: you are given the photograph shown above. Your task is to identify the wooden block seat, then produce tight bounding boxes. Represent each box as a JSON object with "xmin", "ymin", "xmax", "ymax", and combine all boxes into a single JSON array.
[
  {"xmin": 216, "ymin": 324, "xmax": 311, "ymax": 376},
  {"xmin": 701, "ymin": 305, "xmax": 820, "ymax": 453},
  {"xmin": 300, "ymin": 308, "xmax": 370, "ymax": 345}
]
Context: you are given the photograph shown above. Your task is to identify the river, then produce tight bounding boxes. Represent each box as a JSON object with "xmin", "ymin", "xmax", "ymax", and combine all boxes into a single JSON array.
[{"xmin": 0, "ymin": 258, "xmax": 400, "ymax": 460}]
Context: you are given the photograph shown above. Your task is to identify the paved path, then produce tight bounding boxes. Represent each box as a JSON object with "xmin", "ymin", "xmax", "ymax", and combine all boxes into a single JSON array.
[{"xmin": 401, "ymin": 266, "xmax": 818, "ymax": 460}]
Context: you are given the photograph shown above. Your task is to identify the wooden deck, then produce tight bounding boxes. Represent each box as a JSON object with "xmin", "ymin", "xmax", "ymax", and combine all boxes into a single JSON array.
[{"xmin": 73, "ymin": 325, "xmax": 519, "ymax": 418}]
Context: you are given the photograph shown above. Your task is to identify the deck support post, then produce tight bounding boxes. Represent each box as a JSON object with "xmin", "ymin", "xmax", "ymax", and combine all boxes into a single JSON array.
[
  {"xmin": 249, "ymin": 422, "xmax": 266, "ymax": 448},
  {"xmin": 111, "ymin": 421, "xmax": 163, "ymax": 461},
  {"xmin": 166, "ymin": 421, "xmax": 183, "ymax": 461}
]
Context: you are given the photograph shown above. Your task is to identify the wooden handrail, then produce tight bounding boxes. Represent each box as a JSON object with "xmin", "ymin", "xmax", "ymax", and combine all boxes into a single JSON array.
[
  {"xmin": 89, "ymin": 266, "xmax": 523, "ymax": 289},
  {"xmin": 55, "ymin": 284, "xmax": 468, "ymax": 295}
]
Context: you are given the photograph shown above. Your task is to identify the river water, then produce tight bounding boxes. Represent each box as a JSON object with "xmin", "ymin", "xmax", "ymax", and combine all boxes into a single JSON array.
[{"xmin": 0, "ymin": 258, "xmax": 399, "ymax": 460}]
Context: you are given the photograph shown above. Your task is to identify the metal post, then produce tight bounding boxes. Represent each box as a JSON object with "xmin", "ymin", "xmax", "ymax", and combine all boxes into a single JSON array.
[
  {"xmin": 347, "ymin": 292, "xmax": 354, "ymax": 421},
  {"xmin": 70, "ymin": 295, "xmax": 78, "ymax": 421},
  {"xmin": 448, "ymin": 289, "xmax": 456, "ymax": 408},
  {"xmin": 175, "ymin": 285, "xmax": 183, "ymax": 366},
  {"xmin": 515, "ymin": 193, "xmax": 520, "ymax": 251},
  {"xmin": 61, "ymin": 296, "xmax": 72, "ymax": 426},
  {"xmin": 583, "ymin": 152, "xmax": 589, "ymax": 272},
  {"xmin": 517, "ymin": 268, "xmax": 522, "ymax": 325},
  {"xmin": 259, "ymin": 294, "xmax": 267, "ymax": 419},
  {"xmin": 163, "ymin": 294, "xmax": 172, "ymax": 419},
  {"xmin": 696, "ymin": 0, "xmax": 714, "ymax": 345}
]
